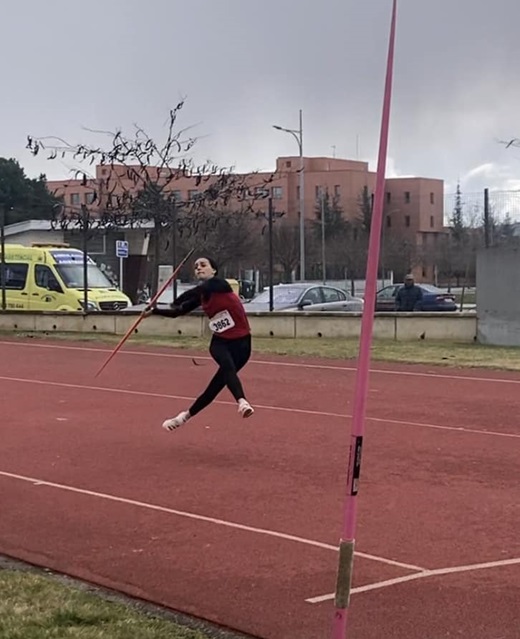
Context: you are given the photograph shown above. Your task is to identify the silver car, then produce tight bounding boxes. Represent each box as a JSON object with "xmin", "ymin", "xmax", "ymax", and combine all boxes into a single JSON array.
[{"xmin": 244, "ymin": 283, "xmax": 364, "ymax": 313}]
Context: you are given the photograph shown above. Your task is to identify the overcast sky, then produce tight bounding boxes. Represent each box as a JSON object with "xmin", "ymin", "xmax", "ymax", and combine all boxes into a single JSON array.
[{"xmin": 1, "ymin": 0, "xmax": 519, "ymax": 198}]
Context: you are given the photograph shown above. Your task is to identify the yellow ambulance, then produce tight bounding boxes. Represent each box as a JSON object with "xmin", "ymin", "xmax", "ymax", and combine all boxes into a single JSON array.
[{"xmin": 0, "ymin": 243, "xmax": 131, "ymax": 312}]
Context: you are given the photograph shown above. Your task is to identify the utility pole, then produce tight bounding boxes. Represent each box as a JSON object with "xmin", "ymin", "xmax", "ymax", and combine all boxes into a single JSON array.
[
  {"xmin": 81, "ymin": 204, "xmax": 89, "ymax": 313},
  {"xmin": 268, "ymin": 198, "xmax": 274, "ymax": 312},
  {"xmin": 0, "ymin": 205, "xmax": 6, "ymax": 311},
  {"xmin": 321, "ymin": 190, "xmax": 326, "ymax": 284},
  {"xmin": 171, "ymin": 203, "xmax": 178, "ymax": 300},
  {"xmin": 484, "ymin": 188, "xmax": 490, "ymax": 248}
]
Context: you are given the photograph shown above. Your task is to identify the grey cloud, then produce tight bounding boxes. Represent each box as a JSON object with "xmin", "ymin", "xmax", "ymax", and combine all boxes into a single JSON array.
[{"xmin": 1, "ymin": 0, "xmax": 519, "ymax": 206}]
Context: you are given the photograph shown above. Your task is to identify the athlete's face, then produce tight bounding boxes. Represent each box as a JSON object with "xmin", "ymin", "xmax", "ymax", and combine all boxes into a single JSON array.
[{"xmin": 194, "ymin": 258, "xmax": 216, "ymax": 281}]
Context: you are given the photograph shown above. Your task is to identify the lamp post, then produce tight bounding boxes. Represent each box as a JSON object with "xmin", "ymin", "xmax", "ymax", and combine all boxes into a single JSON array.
[{"xmin": 273, "ymin": 109, "xmax": 305, "ymax": 281}]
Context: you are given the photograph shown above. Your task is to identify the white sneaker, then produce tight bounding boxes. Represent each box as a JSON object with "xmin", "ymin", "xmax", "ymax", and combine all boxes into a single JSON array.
[
  {"xmin": 162, "ymin": 411, "xmax": 190, "ymax": 431},
  {"xmin": 238, "ymin": 399, "xmax": 254, "ymax": 418}
]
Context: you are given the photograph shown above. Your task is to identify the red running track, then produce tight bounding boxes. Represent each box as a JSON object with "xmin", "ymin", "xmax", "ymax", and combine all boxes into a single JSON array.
[{"xmin": 0, "ymin": 337, "xmax": 519, "ymax": 639}]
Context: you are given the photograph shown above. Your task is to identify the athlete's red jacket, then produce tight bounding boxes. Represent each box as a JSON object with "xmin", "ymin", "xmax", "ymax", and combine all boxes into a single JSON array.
[{"xmin": 152, "ymin": 277, "xmax": 250, "ymax": 340}]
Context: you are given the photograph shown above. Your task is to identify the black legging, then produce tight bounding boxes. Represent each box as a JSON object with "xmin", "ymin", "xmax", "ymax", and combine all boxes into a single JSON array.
[{"xmin": 189, "ymin": 334, "xmax": 252, "ymax": 416}]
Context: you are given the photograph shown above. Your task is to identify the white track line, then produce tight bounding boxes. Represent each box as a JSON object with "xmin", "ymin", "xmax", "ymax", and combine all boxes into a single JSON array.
[
  {"xmin": 305, "ymin": 556, "xmax": 520, "ymax": 603},
  {"xmin": 1, "ymin": 374, "xmax": 519, "ymax": 440},
  {"xmin": 0, "ymin": 470, "xmax": 424, "ymax": 572},
  {"xmin": 3, "ymin": 374, "xmax": 520, "ymax": 440},
  {"xmin": 1, "ymin": 339, "xmax": 519, "ymax": 386}
]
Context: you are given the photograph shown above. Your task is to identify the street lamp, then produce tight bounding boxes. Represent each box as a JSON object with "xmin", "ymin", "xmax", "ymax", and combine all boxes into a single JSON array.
[{"xmin": 273, "ymin": 109, "xmax": 305, "ymax": 281}]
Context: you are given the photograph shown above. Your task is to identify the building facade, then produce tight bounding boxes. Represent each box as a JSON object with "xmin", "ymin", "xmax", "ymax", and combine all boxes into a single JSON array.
[{"xmin": 46, "ymin": 155, "xmax": 445, "ymax": 283}]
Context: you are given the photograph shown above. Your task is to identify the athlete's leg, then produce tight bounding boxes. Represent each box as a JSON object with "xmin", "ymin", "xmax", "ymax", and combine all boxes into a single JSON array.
[
  {"xmin": 162, "ymin": 335, "xmax": 252, "ymax": 430},
  {"xmin": 226, "ymin": 335, "xmax": 253, "ymax": 417}
]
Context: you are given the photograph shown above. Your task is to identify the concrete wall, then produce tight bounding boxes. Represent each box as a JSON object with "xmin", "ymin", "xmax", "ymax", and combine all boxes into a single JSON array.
[
  {"xmin": 477, "ymin": 247, "xmax": 520, "ymax": 346},
  {"xmin": 0, "ymin": 311, "xmax": 478, "ymax": 342}
]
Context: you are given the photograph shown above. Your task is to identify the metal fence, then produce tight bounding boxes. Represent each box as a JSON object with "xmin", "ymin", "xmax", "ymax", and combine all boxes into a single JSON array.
[{"xmin": 443, "ymin": 189, "xmax": 520, "ymax": 228}]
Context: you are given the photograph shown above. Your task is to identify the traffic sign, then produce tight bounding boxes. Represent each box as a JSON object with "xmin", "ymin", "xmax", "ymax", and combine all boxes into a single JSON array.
[{"xmin": 115, "ymin": 240, "xmax": 129, "ymax": 259}]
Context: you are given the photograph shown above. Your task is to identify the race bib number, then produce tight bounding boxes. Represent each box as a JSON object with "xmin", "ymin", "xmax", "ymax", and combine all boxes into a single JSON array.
[{"xmin": 209, "ymin": 310, "xmax": 235, "ymax": 334}]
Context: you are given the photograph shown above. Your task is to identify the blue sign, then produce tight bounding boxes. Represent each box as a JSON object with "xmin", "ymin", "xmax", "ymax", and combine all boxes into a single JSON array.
[{"xmin": 116, "ymin": 240, "xmax": 129, "ymax": 259}]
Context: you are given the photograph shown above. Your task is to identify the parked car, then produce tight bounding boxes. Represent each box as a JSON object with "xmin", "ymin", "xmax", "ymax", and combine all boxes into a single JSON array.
[
  {"xmin": 244, "ymin": 283, "xmax": 364, "ymax": 313},
  {"xmin": 375, "ymin": 283, "xmax": 457, "ymax": 312}
]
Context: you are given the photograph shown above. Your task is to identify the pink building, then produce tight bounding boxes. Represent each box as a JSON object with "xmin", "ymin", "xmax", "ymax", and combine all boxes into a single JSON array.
[{"xmin": 47, "ymin": 155, "xmax": 445, "ymax": 281}]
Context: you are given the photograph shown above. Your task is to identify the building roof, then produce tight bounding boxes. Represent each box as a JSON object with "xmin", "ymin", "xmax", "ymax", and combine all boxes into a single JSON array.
[
  {"xmin": 3, "ymin": 219, "xmax": 54, "ymax": 236},
  {"xmin": 3, "ymin": 218, "xmax": 156, "ymax": 237}
]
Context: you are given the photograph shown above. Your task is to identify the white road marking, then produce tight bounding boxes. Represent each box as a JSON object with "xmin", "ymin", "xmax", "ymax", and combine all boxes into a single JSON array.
[
  {"xmin": 305, "ymin": 556, "xmax": 520, "ymax": 603},
  {"xmin": 1, "ymin": 339, "xmax": 520, "ymax": 386},
  {"xmin": 0, "ymin": 469, "xmax": 424, "ymax": 572},
  {"xmin": 1, "ymin": 374, "xmax": 519, "ymax": 440}
]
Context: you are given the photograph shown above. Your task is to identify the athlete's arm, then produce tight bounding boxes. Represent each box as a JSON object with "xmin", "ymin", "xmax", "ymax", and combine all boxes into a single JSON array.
[{"xmin": 150, "ymin": 287, "xmax": 201, "ymax": 318}]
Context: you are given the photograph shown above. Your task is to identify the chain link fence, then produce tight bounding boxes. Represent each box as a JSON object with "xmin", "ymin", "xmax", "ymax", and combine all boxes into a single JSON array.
[{"xmin": 444, "ymin": 189, "xmax": 520, "ymax": 228}]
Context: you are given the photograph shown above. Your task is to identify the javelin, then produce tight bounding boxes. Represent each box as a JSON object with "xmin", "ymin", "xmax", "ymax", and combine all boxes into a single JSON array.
[
  {"xmin": 332, "ymin": 2, "xmax": 398, "ymax": 638},
  {"xmin": 94, "ymin": 247, "xmax": 195, "ymax": 378}
]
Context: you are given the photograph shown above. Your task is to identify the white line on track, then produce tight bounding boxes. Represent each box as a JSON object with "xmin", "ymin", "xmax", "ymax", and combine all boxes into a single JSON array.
[
  {"xmin": 0, "ymin": 470, "xmax": 424, "ymax": 572},
  {"xmin": 1, "ymin": 374, "xmax": 519, "ymax": 440},
  {"xmin": 305, "ymin": 556, "xmax": 520, "ymax": 603},
  {"xmin": 1, "ymin": 339, "xmax": 520, "ymax": 386}
]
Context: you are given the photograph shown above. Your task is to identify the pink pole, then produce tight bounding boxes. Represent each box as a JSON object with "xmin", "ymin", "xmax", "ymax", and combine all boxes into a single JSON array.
[{"xmin": 332, "ymin": 2, "xmax": 398, "ymax": 638}]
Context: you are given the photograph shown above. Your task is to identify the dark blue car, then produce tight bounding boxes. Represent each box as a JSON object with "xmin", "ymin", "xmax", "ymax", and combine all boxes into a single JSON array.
[{"xmin": 375, "ymin": 283, "xmax": 457, "ymax": 312}]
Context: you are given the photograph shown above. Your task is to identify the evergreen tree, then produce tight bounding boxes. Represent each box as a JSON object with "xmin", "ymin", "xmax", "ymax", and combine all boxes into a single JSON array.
[
  {"xmin": 0, "ymin": 158, "xmax": 61, "ymax": 224},
  {"xmin": 450, "ymin": 181, "xmax": 465, "ymax": 242},
  {"xmin": 313, "ymin": 189, "xmax": 345, "ymax": 237},
  {"xmin": 358, "ymin": 185, "xmax": 373, "ymax": 236}
]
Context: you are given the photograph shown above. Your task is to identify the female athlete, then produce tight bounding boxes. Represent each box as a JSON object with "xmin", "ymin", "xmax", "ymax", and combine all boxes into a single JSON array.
[{"xmin": 146, "ymin": 256, "xmax": 254, "ymax": 431}]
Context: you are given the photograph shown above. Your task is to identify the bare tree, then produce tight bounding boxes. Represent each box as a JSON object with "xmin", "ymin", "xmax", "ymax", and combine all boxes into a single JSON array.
[
  {"xmin": 384, "ymin": 235, "xmax": 419, "ymax": 282},
  {"xmin": 499, "ymin": 137, "xmax": 520, "ymax": 150},
  {"xmin": 271, "ymin": 221, "xmax": 301, "ymax": 282},
  {"xmin": 192, "ymin": 207, "xmax": 263, "ymax": 275},
  {"xmin": 26, "ymin": 99, "xmax": 273, "ymax": 294}
]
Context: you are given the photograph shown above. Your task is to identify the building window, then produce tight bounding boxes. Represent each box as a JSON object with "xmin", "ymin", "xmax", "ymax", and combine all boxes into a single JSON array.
[
  {"xmin": 296, "ymin": 186, "xmax": 300, "ymax": 199},
  {"xmin": 1, "ymin": 263, "xmax": 28, "ymax": 290},
  {"xmin": 188, "ymin": 190, "xmax": 199, "ymax": 201},
  {"xmin": 430, "ymin": 192, "xmax": 435, "ymax": 204},
  {"xmin": 386, "ymin": 192, "xmax": 391, "ymax": 204},
  {"xmin": 422, "ymin": 267, "xmax": 427, "ymax": 278},
  {"xmin": 316, "ymin": 186, "xmax": 327, "ymax": 200},
  {"xmin": 430, "ymin": 215, "xmax": 434, "ymax": 228},
  {"xmin": 110, "ymin": 194, "xmax": 119, "ymax": 207},
  {"xmin": 386, "ymin": 215, "xmax": 391, "ymax": 228},
  {"xmin": 70, "ymin": 193, "xmax": 80, "ymax": 206},
  {"xmin": 405, "ymin": 215, "xmax": 410, "ymax": 227},
  {"xmin": 255, "ymin": 186, "xmax": 269, "ymax": 198},
  {"xmin": 272, "ymin": 186, "xmax": 283, "ymax": 199},
  {"xmin": 286, "ymin": 161, "xmax": 292, "ymax": 168},
  {"xmin": 172, "ymin": 190, "xmax": 182, "ymax": 202},
  {"xmin": 35, "ymin": 265, "xmax": 61, "ymax": 291},
  {"xmin": 404, "ymin": 191, "xmax": 411, "ymax": 204},
  {"xmin": 85, "ymin": 192, "xmax": 96, "ymax": 205},
  {"xmin": 334, "ymin": 185, "xmax": 340, "ymax": 197}
]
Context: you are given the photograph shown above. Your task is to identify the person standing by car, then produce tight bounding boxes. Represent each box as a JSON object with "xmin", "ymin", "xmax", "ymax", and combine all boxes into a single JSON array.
[{"xmin": 395, "ymin": 274, "xmax": 423, "ymax": 312}]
